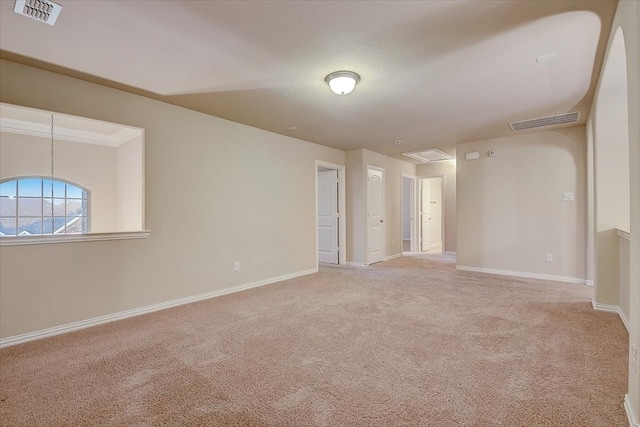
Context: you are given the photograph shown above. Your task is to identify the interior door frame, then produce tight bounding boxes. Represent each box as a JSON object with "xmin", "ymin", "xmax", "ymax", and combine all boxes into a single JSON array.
[
  {"xmin": 402, "ymin": 174, "xmax": 417, "ymax": 253},
  {"xmin": 418, "ymin": 174, "xmax": 446, "ymax": 252},
  {"xmin": 315, "ymin": 161, "xmax": 346, "ymax": 266},
  {"xmin": 366, "ymin": 165, "xmax": 385, "ymax": 265}
]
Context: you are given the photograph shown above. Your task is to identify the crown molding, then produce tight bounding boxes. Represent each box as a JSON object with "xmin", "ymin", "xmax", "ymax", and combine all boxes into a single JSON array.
[{"xmin": 0, "ymin": 117, "xmax": 140, "ymax": 147}]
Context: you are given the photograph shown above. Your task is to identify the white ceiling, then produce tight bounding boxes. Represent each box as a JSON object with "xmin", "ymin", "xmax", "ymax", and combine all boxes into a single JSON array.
[{"xmin": 0, "ymin": 0, "xmax": 617, "ymax": 161}]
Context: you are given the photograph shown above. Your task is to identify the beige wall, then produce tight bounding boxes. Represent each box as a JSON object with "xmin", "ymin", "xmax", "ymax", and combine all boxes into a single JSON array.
[
  {"xmin": 0, "ymin": 59, "xmax": 345, "ymax": 339},
  {"xmin": 116, "ymin": 135, "xmax": 144, "ymax": 231},
  {"xmin": 618, "ymin": 232, "xmax": 630, "ymax": 327},
  {"xmin": 346, "ymin": 149, "xmax": 365, "ymax": 264},
  {"xmin": 456, "ymin": 127, "xmax": 587, "ymax": 280},
  {"xmin": 588, "ymin": 0, "xmax": 640, "ymax": 418},
  {"xmin": 0, "ymin": 132, "xmax": 118, "ymax": 232},
  {"xmin": 346, "ymin": 149, "xmax": 415, "ymax": 265},
  {"xmin": 417, "ymin": 160, "xmax": 456, "ymax": 252},
  {"xmin": 591, "ymin": 26, "xmax": 631, "ymax": 307}
]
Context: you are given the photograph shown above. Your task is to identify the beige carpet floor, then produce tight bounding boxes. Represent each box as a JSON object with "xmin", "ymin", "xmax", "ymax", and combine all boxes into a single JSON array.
[{"xmin": 0, "ymin": 253, "xmax": 629, "ymax": 426}]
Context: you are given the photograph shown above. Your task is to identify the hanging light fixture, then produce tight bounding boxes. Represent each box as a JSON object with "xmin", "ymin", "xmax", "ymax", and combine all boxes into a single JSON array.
[{"xmin": 325, "ymin": 70, "xmax": 360, "ymax": 95}]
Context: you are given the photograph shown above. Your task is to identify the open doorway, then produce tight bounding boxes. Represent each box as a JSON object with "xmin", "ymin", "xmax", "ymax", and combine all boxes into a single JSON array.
[
  {"xmin": 316, "ymin": 161, "xmax": 346, "ymax": 265},
  {"xmin": 402, "ymin": 175, "xmax": 415, "ymax": 253},
  {"xmin": 419, "ymin": 176, "xmax": 444, "ymax": 253}
]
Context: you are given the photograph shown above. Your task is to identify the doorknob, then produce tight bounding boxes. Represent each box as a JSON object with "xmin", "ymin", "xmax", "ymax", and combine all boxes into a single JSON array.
[{"xmin": 380, "ymin": 219, "xmax": 384, "ymax": 223}]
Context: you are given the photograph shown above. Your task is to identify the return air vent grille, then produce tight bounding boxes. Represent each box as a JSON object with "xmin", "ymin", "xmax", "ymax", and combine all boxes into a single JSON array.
[
  {"xmin": 510, "ymin": 112, "xmax": 580, "ymax": 131},
  {"xmin": 402, "ymin": 149, "xmax": 454, "ymax": 163},
  {"xmin": 13, "ymin": 0, "xmax": 62, "ymax": 26}
]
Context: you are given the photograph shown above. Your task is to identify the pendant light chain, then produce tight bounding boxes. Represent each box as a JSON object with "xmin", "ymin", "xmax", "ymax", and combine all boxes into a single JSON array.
[{"xmin": 50, "ymin": 113, "xmax": 55, "ymax": 234}]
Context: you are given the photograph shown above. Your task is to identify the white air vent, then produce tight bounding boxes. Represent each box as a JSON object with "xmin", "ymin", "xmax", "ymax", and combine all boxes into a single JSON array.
[
  {"xmin": 14, "ymin": 0, "xmax": 62, "ymax": 26},
  {"xmin": 402, "ymin": 149, "xmax": 454, "ymax": 163},
  {"xmin": 510, "ymin": 112, "xmax": 580, "ymax": 131}
]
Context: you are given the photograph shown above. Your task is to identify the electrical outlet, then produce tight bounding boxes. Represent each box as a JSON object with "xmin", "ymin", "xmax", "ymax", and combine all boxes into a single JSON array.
[
  {"xmin": 562, "ymin": 192, "xmax": 575, "ymax": 202},
  {"xmin": 234, "ymin": 261, "xmax": 240, "ymax": 272},
  {"xmin": 632, "ymin": 344, "xmax": 638, "ymax": 373},
  {"xmin": 545, "ymin": 253, "xmax": 553, "ymax": 263}
]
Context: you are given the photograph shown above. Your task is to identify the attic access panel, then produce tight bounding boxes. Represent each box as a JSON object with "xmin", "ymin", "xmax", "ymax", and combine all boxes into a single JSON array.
[{"xmin": 402, "ymin": 149, "xmax": 455, "ymax": 163}]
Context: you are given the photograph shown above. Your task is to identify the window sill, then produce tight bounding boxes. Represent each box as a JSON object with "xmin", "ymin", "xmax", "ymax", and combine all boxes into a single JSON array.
[{"xmin": 0, "ymin": 231, "xmax": 150, "ymax": 246}]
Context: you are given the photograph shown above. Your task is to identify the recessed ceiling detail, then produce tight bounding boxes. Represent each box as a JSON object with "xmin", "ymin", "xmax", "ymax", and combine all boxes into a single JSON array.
[
  {"xmin": 402, "ymin": 149, "xmax": 454, "ymax": 163},
  {"xmin": 13, "ymin": 0, "xmax": 62, "ymax": 26},
  {"xmin": 509, "ymin": 112, "xmax": 580, "ymax": 131},
  {"xmin": 0, "ymin": 1, "xmax": 617, "ymax": 159}
]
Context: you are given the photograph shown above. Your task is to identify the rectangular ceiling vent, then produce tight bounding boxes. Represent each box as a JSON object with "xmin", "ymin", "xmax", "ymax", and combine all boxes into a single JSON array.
[
  {"xmin": 14, "ymin": 0, "xmax": 62, "ymax": 26},
  {"xmin": 509, "ymin": 111, "xmax": 580, "ymax": 131},
  {"xmin": 402, "ymin": 149, "xmax": 454, "ymax": 163}
]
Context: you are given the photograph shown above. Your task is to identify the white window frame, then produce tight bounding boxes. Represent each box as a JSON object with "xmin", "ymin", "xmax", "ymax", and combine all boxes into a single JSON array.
[{"xmin": 1, "ymin": 176, "xmax": 90, "ymax": 237}]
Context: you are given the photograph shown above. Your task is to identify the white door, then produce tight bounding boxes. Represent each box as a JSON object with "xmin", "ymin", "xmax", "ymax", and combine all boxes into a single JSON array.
[
  {"xmin": 420, "ymin": 179, "xmax": 431, "ymax": 251},
  {"xmin": 420, "ymin": 177, "xmax": 443, "ymax": 252},
  {"xmin": 318, "ymin": 170, "xmax": 339, "ymax": 264},
  {"xmin": 367, "ymin": 167, "xmax": 384, "ymax": 264}
]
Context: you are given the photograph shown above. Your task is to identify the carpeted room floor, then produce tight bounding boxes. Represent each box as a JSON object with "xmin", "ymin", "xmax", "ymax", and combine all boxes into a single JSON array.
[{"xmin": 0, "ymin": 253, "xmax": 629, "ymax": 426}]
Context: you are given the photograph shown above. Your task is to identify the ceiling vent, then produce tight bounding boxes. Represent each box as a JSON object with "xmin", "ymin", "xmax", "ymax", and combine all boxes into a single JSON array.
[
  {"xmin": 14, "ymin": 0, "xmax": 62, "ymax": 26},
  {"xmin": 509, "ymin": 111, "xmax": 580, "ymax": 131},
  {"xmin": 402, "ymin": 149, "xmax": 454, "ymax": 163}
]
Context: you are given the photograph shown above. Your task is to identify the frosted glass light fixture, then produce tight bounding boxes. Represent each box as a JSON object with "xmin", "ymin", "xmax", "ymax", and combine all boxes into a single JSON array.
[{"xmin": 325, "ymin": 71, "xmax": 360, "ymax": 95}]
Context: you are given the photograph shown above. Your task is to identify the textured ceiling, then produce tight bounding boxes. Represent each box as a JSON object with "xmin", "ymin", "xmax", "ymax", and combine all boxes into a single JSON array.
[{"xmin": 0, "ymin": 0, "xmax": 617, "ymax": 161}]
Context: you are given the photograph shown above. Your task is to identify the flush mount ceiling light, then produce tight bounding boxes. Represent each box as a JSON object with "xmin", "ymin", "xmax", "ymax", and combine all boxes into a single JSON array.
[{"xmin": 325, "ymin": 71, "xmax": 360, "ymax": 95}]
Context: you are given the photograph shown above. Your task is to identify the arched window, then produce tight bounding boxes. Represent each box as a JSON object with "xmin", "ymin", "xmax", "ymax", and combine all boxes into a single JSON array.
[{"xmin": 0, "ymin": 177, "xmax": 89, "ymax": 236}]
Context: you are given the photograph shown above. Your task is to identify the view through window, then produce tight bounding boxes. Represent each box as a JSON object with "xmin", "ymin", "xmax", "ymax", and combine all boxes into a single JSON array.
[{"xmin": 0, "ymin": 177, "xmax": 88, "ymax": 236}]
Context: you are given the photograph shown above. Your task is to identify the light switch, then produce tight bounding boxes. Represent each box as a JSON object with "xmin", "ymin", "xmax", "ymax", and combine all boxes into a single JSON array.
[{"xmin": 562, "ymin": 192, "xmax": 574, "ymax": 202}]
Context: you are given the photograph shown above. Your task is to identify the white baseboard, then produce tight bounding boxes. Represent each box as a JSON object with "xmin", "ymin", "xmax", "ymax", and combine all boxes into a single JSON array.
[
  {"xmin": 456, "ymin": 265, "xmax": 587, "ymax": 284},
  {"xmin": 619, "ymin": 310, "xmax": 631, "ymax": 334},
  {"xmin": 585, "ymin": 280, "xmax": 594, "ymax": 286},
  {"xmin": 345, "ymin": 261, "xmax": 367, "ymax": 267},
  {"xmin": 0, "ymin": 267, "xmax": 318, "ymax": 348},
  {"xmin": 591, "ymin": 299, "xmax": 619, "ymax": 313},
  {"xmin": 444, "ymin": 251, "xmax": 457, "ymax": 255},
  {"xmin": 423, "ymin": 242, "xmax": 442, "ymax": 251},
  {"xmin": 346, "ymin": 255, "xmax": 401, "ymax": 266},
  {"xmin": 626, "ymin": 394, "xmax": 640, "ymax": 427},
  {"xmin": 592, "ymin": 299, "xmax": 631, "ymax": 334}
]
